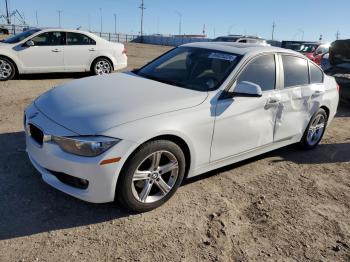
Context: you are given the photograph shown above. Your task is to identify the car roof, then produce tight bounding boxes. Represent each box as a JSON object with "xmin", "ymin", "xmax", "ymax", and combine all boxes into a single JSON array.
[
  {"xmin": 182, "ymin": 42, "xmax": 301, "ymax": 56},
  {"xmin": 31, "ymin": 27, "xmax": 97, "ymax": 37},
  {"xmin": 220, "ymin": 35, "xmax": 266, "ymax": 40}
]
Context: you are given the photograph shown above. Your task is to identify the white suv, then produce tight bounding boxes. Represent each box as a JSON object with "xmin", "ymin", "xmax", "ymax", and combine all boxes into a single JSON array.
[{"xmin": 0, "ymin": 28, "xmax": 127, "ymax": 80}]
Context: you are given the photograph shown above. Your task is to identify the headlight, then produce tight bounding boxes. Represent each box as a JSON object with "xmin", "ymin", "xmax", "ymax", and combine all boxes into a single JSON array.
[{"xmin": 52, "ymin": 136, "xmax": 120, "ymax": 157}]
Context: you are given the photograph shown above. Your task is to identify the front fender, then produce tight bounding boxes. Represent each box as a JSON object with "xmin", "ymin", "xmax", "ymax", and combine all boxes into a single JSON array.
[
  {"xmin": 0, "ymin": 50, "xmax": 21, "ymax": 73},
  {"xmin": 100, "ymin": 104, "xmax": 215, "ymax": 177}
]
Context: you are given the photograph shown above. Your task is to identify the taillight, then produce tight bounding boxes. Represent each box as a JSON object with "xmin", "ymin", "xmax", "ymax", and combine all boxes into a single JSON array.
[
  {"xmin": 336, "ymin": 84, "xmax": 340, "ymax": 92},
  {"xmin": 122, "ymin": 47, "xmax": 127, "ymax": 55}
]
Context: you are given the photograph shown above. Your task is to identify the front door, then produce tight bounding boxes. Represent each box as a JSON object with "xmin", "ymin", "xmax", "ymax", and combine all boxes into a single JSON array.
[
  {"xmin": 211, "ymin": 54, "xmax": 279, "ymax": 161},
  {"xmin": 18, "ymin": 31, "xmax": 65, "ymax": 73}
]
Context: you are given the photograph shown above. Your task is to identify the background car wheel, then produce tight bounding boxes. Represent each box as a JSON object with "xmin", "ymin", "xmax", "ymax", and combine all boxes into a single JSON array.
[
  {"xmin": 116, "ymin": 140, "xmax": 186, "ymax": 212},
  {"xmin": 0, "ymin": 57, "xmax": 16, "ymax": 81},
  {"xmin": 92, "ymin": 58, "xmax": 113, "ymax": 75},
  {"xmin": 299, "ymin": 108, "xmax": 328, "ymax": 150}
]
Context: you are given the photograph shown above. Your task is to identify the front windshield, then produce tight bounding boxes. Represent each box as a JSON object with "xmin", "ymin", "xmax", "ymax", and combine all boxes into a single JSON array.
[
  {"xmin": 3, "ymin": 29, "xmax": 41, "ymax": 44},
  {"xmin": 136, "ymin": 47, "xmax": 241, "ymax": 91}
]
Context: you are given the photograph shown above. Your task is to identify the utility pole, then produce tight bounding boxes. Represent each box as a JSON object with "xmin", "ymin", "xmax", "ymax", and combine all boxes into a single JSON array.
[
  {"xmin": 99, "ymin": 8, "xmax": 103, "ymax": 33},
  {"xmin": 139, "ymin": 0, "xmax": 145, "ymax": 37},
  {"xmin": 88, "ymin": 14, "xmax": 91, "ymax": 31},
  {"xmin": 5, "ymin": 0, "xmax": 10, "ymax": 24},
  {"xmin": 175, "ymin": 11, "xmax": 182, "ymax": 35},
  {"xmin": 113, "ymin": 13, "xmax": 117, "ymax": 34},
  {"xmin": 336, "ymin": 30, "xmax": 340, "ymax": 40},
  {"xmin": 35, "ymin": 10, "xmax": 38, "ymax": 27},
  {"xmin": 319, "ymin": 34, "xmax": 323, "ymax": 42},
  {"xmin": 298, "ymin": 29, "xmax": 304, "ymax": 40},
  {"xmin": 57, "ymin": 10, "xmax": 62, "ymax": 28},
  {"xmin": 271, "ymin": 21, "xmax": 276, "ymax": 40}
]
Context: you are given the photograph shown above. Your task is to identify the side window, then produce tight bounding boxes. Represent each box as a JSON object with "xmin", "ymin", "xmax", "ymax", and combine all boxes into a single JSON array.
[
  {"xmin": 237, "ymin": 54, "xmax": 276, "ymax": 91},
  {"xmin": 67, "ymin": 32, "xmax": 96, "ymax": 45},
  {"xmin": 309, "ymin": 62, "xmax": 324, "ymax": 84},
  {"xmin": 282, "ymin": 55, "xmax": 309, "ymax": 87},
  {"xmin": 31, "ymin": 32, "xmax": 65, "ymax": 46}
]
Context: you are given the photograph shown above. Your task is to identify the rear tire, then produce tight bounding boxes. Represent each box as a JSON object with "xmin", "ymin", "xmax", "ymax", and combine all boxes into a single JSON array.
[
  {"xmin": 91, "ymin": 58, "xmax": 113, "ymax": 75},
  {"xmin": 0, "ymin": 57, "xmax": 16, "ymax": 81},
  {"xmin": 299, "ymin": 108, "xmax": 328, "ymax": 149},
  {"xmin": 116, "ymin": 140, "xmax": 186, "ymax": 212}
]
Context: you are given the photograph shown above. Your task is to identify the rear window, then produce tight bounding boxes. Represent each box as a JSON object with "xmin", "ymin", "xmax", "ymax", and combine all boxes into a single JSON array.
[
  {"xmin": 67, "ymin": 32, "xmax": 96, "ymax": 45},
  {"xmin": 309, "ymin": 62, "xmax": 324, "ymax": 84},
  {"xmin": 282, "ymin": 55, "xmax": 309, "ymax": 87}
]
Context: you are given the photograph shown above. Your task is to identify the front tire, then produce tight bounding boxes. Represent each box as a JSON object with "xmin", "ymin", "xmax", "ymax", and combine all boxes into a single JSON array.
[
  {"xmin": 116, "ymin": 140, "xmax": 186, "ymax": 212},
  {"xmin": 299, "ymin": 108, "xmax": 328, "ymax": 149},
  {"xmin": 0, "ymin": 57, "xmax": 16, "ymax": 81},
  {"xmin": 91, "ymin": 58, "xmax": 113, "ymax": 75}
]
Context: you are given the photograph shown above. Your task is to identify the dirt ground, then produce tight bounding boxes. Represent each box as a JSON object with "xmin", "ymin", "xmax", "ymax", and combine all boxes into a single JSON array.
[{"xmin": 0, "ymin": 43, "xmax": 349, "ymax": 262}]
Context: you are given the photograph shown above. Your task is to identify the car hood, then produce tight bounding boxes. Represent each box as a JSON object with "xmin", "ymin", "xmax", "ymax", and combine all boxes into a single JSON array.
[{"xmin": 34, "ymin": 72, "xmax": 208, "ymax": 135}]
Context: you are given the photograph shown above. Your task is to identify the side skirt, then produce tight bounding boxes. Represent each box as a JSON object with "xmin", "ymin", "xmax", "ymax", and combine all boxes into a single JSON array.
[{"xmin": 188, "ymin": 136, "xmax": 299, "ymax": 178}]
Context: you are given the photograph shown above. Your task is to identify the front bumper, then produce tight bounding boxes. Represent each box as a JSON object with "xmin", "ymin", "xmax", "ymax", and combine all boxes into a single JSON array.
[{"xmin": 25, "ymin": 105, "xmax": 135, "ymax": 203}]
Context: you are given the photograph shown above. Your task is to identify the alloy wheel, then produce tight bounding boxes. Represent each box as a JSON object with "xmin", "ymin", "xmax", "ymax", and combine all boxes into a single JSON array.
[
  {"xmin": 0, "ymin": 59, "xmax": 13, "ymax": 80},
  {"xmin": 131, "ymin": 150, "xmax": 179, "ymax": 203},
  {"xmin": 306, "ymin": 114, "xmax": 326, "ymax": 146},
  {"xmin": 95, "ymin": 60, "xmax": 111, "ymax": 75}
]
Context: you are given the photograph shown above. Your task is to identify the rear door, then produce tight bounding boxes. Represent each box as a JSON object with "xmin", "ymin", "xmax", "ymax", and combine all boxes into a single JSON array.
[
  {"xmin": 64, "ymin": 32, "xmax": 96, "ymax": 71},
  {"xmin": 273, "ymin": 54, "xmax": 313, "ymax": 141},
  {"xmin": 19, "ymin": 31, "xmax": 65, "ymax": 73}
]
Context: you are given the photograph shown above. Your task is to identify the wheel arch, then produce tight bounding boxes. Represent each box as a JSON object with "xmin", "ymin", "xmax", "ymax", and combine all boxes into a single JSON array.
[
  {"xmin": 90, "ymin": 56, "xmax": 114, "ymax": 71},
  {"xmin": 320, "ymin": 105, "xmax": 330, "ymax": 119},
  {"xmin": 0, "ymin": 55, "xmax": 19, "ymax": 75},
  {"xmin": 114, "ymin": 133, "xmax": 193, "ymax": 200},
  {"xmin": 122, "ymin": 134, "xmax": 191, "ymax": 178}
]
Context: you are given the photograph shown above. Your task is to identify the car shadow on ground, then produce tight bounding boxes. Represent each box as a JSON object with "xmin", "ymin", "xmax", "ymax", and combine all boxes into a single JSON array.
[
  {"xmin": 0, "ymin": 131, "xmax": 132, "ymax": 241},
  {"xmin": 15, "ymin": 72, "xmax": 91, "ymax": 80}
]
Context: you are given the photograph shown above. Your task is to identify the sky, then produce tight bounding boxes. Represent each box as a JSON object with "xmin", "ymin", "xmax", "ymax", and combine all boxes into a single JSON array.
[{"xmin": 1, "ymin": 0, "xmax": 349, "ymax": 42}]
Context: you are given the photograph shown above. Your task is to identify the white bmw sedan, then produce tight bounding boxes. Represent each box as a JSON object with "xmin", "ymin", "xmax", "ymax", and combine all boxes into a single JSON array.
[
  {"xmin": 0, "ymin": 28, "xmax": 127, "ymax": 80},
  {"xmin": 25, "ymin": 42, "xmax": 339, "ymax": 212}
]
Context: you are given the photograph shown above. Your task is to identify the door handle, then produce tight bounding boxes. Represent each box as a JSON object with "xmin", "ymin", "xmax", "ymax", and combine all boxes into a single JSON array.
[
  {"xmin": 312, "ymin": 90, "xmax": 325, "ymax": 98},
  {"xmin": 265, "ymin": 98, "xmax": 280, "ymax": 109},
  {"xmin": 88, "ymin": 48, "xmax": 96, "ymax": 51},
  {"xmin": 51, "ymin": 49, "xmax": 61, "ymax": 52}
]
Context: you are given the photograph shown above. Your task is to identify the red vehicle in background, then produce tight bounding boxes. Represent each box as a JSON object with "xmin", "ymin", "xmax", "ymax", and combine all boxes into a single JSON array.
[
  {"xmin": 297, "ymin": 42, "xmax": 321, "ymax": 59},
  {"xmin": 281, "ymin": 41, "xmax": 325, "ymax": 63},
  {"xmin": 310, "ymin": 44, "xmax": 330, "ymax": 65}
]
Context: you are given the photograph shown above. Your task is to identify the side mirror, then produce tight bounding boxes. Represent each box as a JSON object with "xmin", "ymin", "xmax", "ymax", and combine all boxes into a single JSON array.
[
  {"xmin": 232, "ymin": 81, "xmax": 263, "ymax": 97},
  {"xmin": 25, "ymin": 40, "xmax": 35, "ymax": 47}
]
